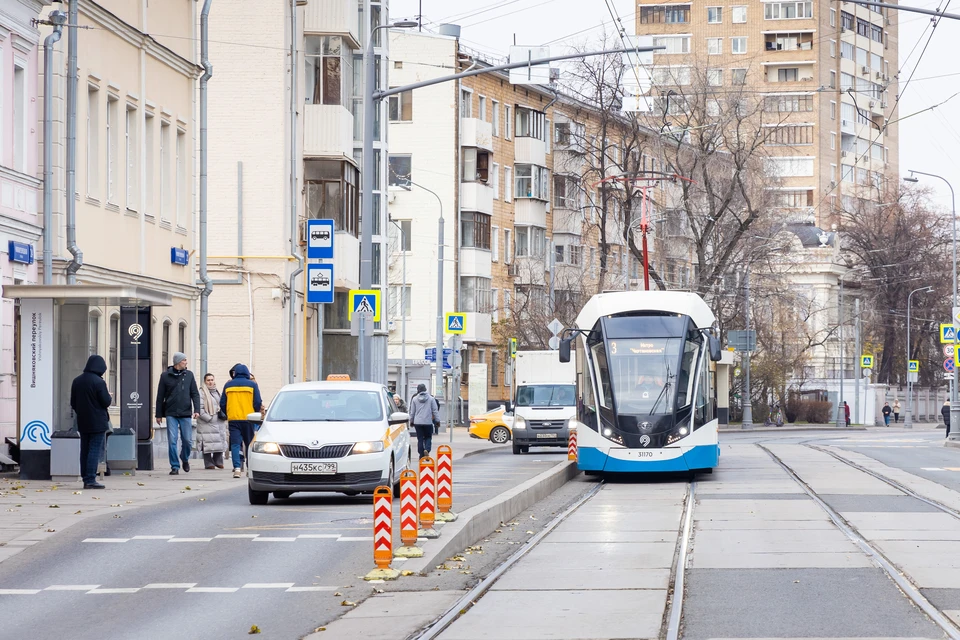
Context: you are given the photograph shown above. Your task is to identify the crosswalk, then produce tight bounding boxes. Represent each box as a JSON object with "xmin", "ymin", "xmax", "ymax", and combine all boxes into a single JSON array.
[{"xmin": 0, "ymin": 582, "xmax": 339, "ymax": 596}]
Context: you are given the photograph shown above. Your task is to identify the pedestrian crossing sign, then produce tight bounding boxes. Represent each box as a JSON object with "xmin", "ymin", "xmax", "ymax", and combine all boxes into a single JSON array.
[
  {"xmin": 445, "ymin": 312, "xmax": 467, "ymax": 335},
  {"xmin": 941, "ymin": 324, "xmax": 957, "ymax": 344},
  {"xmin": 860, "ymin": 355, "xmax": 873, "ymax": 369},
  {"xmin": 348, "ymin": 289, "xmax": 381, "ymax": 322},
  {"xmin": 908, "ymin": 360, "xmax": 920, "ymax": 373},
  {"xmin": 510, "ymin": 337, "xmax": 517, "ymax": 359}
]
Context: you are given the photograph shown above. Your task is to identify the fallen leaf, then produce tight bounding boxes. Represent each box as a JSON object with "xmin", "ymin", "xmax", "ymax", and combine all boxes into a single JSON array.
[
  {"xmin": 373, "ymin": 588, "xmax": 384, "ymax": 593},
  {"xmin": 110, "ymin": 504, "xmax": 121, "ymax": 507},
  {"xmin": 400, "ymin": 570, "xmax": 415, "ymax": 576},
  {"xmin": 199, "ymin": 498, "xmax": 206, "ymax": 502},
  {"xmin": 137, "ymin": 482, "xmax": 145, "ymax": 487},
  {"xmin": 525, "ymin": 531, "xmax": 534, "ymax": 534},
  {"xmin": 46, "ymin": 529, "xmax": 55, "ymax": 532},
  {"xmin": 184, "ymin": 486, "xmax": 192, "ymax": 491},
  {"xmin": 460, "ymin": 570, "xmax": 472, "ymax": 575},
  {"xmin": 74, "ymin": 510, "xmax": 82, "ymax": 514},
  {"xmin": 72, "ymin": 491, "xmax": 82, "ymax": 495},
  {"xmin": 248, "ymin": 625, "xmax": 261, "ymax": 634},
  {"xmin": 49, "ymin": 504, "xmax": 59, "ymax": 509},
  {"xmin": 314, "ymin": 628, "xmax": 326, "ymax": 633},
  {"xmin": 340, "ymin": 600, "xmax": 356, "ymax": 607},
  {"xmin": 530, "ymin": 515, "xmax": 537, "ymax": 520},
  {"xmin": 113, "ymin": 515, "xmax": 122, "ymax": 519},
  {"xmin": 251, "ymin": 515, "xmax": 257, "ymax": 518},
  {"xmin": 333, "ymin": 592, "xmax": 343, "ymax": 597}
]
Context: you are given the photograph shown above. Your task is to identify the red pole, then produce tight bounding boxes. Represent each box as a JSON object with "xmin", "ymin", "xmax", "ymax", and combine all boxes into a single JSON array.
[{"xmin": 640, "ymin": 186, "xmax": 650, "ymax": 291}]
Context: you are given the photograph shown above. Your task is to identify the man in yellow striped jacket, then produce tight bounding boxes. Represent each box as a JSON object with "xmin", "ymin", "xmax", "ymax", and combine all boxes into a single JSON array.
[{"xmin": 219, "ymin": 364, "xmax": 262, "ymax": 478}]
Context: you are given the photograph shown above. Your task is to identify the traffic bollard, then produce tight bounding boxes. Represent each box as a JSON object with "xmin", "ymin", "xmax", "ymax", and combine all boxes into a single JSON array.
[
  {"xmin": 435, "ymin": 445, "xmax": 458, "ymax": 522},
  {"xmin": 394, "ymin": 470, "xmax": 423, "ymax": 558},
  {"xmin": 363, "ymin": 486, "xmax": 400, "ymax": 581},
  {"xmin": 418, "ymin": 456, "xmax": 440, "ymax": 539},
  {"xmin": 568, "ymin": 428, "xmax": 578, "ymax": 461}
]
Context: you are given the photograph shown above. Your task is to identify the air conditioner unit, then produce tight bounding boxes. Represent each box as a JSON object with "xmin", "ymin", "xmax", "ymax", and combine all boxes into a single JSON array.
[
  {"xmin": 387, "ymin": 191, "xmax": 397, "ymax": 204},
  {"xmin": 841, "ymin": 150, "xmax": 849, "ymax": 158},
  {"xmin": 868, "ymin": 100, "xmax": 876, "ymax": 109},
  {"xmin": 875, "ymin": 71, "xmax": 884, "ymax": 80},
  {"xmin": 861, "ymin": 65, "xmax": 870, "ymax": 75},
  {"xmin": 507, "ymin": 263, "xmax": 519, "ymax": 277},
  {"xmin": 298, "ymin": 219, "xmax": 308, "ymax": 245},
  {"xmin": 829, "ymin": 180, "xmax": 837, "ymax": 188}
]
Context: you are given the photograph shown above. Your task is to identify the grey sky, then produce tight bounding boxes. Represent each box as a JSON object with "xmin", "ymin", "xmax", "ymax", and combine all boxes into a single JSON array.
[{"xmin": 394, "ymin": 0, "xmax": 959, "ymax": 211}]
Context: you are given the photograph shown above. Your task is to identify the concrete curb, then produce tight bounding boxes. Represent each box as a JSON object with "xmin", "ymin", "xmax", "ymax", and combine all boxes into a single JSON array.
[
  {"xmin": 720, "ymin": 426, "xmax": 868, "ymax": 433},
  {"xmin": 400, "ymin": 459, "xmax": 580, "ymax": 575},
  {"xmin": 944, "ymin": 439, "xmax": 960, "ymax": 449},
  {"xmin": 460, "ymin": 445, "xmax": 507, "ymax": 459}
]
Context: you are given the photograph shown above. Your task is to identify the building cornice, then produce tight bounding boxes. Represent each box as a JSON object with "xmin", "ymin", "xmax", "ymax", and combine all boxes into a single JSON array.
[
  {"xmin": 0, "ymin": 165, "xmax": 42, "ymax": 190},
  {"xmin": 53, "ymin": 260, "xmax": 201, "ymax": 300},
  {"xmin": 0, "ymin": 214, "xmax": 42, "ymax": 241}
]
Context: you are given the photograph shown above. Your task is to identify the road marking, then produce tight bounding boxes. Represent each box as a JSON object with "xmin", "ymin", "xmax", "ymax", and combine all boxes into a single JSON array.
[
  {"xmin": 0, "ymin": 589, "xmax": 41, "ymax": 595},
  {"xmin": 338, "ymin": 536, "xmax": 374, "ymax": 542},
  {"xmin": 186, "ymin": 587, "xmax": 239, "ymax": 593},
  {"xmin": 87, "ymin": 588, "xmax": 141, "ymax": 594},
  {"xmin": 252, "ymin": 537, "xmax": 297, "ymax": 542},
  {"xmin": 296, "ymin": 534, "xmax": 341, "ymax": 539},
  {"xmin": 82, "ymin": 538, "xmax": 129, "ymax": 543},
  {"xmin": 80, "ymin": 534, "xmax": 379, "ymax": 544},
  {"xmin": 45, "ymin": 585, "xmax": 100, "ymax": 591},
  {"xmin": 143, "ymin": 583, "xmax": 197, "ymax": 589},
  {"xmin": 131, "ymin": 535, "xmax": 175, "ymax": 540},
  {"xmin": 214, "ymin": 534, "xmax": 259, "ymax": 539},
  {"xmin": 922, "ymin": 467, "xmax": 947, "ymax": 471},
  {"xmin": 6, "ymin": 541, "xmax": 38, "ymax": 546},
  {"xmin": 167, "ymin": 538, "xmax": 213, "ymax": 542},
  {"xmin": 242, "ymin": 583, "xmax": 295, "ymax": 589},
  {"xmin": 285, "ymin": 586, "xmax": 338, "ymax": 592}
]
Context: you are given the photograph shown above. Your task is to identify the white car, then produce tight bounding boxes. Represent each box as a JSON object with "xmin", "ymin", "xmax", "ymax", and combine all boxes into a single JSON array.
[{"xmin": 246, "ymin": 381, "xmax": 412, "ymax": 505}]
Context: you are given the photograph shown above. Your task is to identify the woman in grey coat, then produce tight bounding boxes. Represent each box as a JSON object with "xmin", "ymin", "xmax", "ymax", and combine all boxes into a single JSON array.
[{"xmin": 198, "ymin": 373, "xmax": 229, "ymax": 469}]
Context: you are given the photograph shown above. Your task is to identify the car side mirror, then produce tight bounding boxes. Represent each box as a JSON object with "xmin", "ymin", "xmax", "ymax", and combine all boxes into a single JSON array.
[
  {"xmin": 389, "ymin": 411, "xmax": 409, "ymax": 425},
  {"xmin": 708, "ymin": 335, "xmax": 722, "ymax": 362},
  {"xmin": 247, "ymin": 412, "xmax": 264, "ymax": 423},
  {"xmin": 559, "ymin": 337, "xmax": 572, "ymax": 363}
]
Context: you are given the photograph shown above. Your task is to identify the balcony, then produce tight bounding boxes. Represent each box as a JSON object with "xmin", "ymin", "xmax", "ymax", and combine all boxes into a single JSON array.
[
  {"xmin": 763, "ymin": 31, "xmax": 815, "ymax": 52},
  {"xmin": 514, "ymin": 137, "xmax": 546, "ymax": 166},
  {"xmin": 459, "ymin": 247, "xmax": 492, "ymax": 278},
  {"xmin": 460, "ymin": 182, "xmax": 494, "ymax": 215},
  {"xmin": 513, "ymin": 256, "xmax": 547, "ymax": 286},
  {"xmin": 334, "ymin": 232, "xmax": 359, "ymax": 290},
  {"xmin": 304, "ymin": 0, "xmax": 360, "ymax": 48},
  {"xmin": 762, "ymin": 61, "xmax": 816, "ymax": 84},
  {"xmin": 514, "ymin": 199, "xmax": 546, "ymax": 227},
  {"xmin": 552, "ymin": 208, "xmax": 582, "ymax": 235},
  {"xmin": 303, "ymin": 104, "xmax": 353, "ymax": 161},
  {"xmin": 463, "ymin": 312, "xmax": 492, "ymax": 344},
  {"xmin": 460, "ymin": 118, "xmax": 493, "ymax": 152}
]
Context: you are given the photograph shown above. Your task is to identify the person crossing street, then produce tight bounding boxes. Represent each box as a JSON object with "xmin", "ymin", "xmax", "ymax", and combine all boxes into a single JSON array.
[
  {"xmin": 220, "ymin": 364, "xmax": 263, "ymax": 478},
  {"xmin": 410, "ymin": 383, "xmax": 440, "ymax": 458}
]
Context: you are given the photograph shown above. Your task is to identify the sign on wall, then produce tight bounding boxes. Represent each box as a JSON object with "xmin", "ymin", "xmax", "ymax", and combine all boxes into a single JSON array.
[
  {"xmin": 120, "ymin": 307, "xmax": 153, "ymax": 441},
  {"xmin": 19, "ymin": 299, "xmax": 53, "ymax": 450}
]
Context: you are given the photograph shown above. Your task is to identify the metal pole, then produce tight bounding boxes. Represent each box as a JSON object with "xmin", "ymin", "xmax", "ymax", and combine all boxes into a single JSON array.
[
  {"xmin": 359, "ymin": 5, "xmax": 378, "ymax": 382},
  {"xmin": 855, "ymin": 298, "xmax": 861, "ymax": 426},
  {"xmin": 198, "ymin": 0, "xmax": 213, "ymax": 376},
  {"xmin": 906, "ymin": 290, "xmax": 913, "ymax": 429},
  {"xmin": 358, "ymin": 312, "xmax": 366, "ymax": 382},
  {"xmin": 742, "ymin": 268, "xmax": 753, "ymax": 429},
  {"xmin": 65, "ymin": 0, "xmax": 82, "ymax": 283},
  {"xmin": 287, "ymin": 0, "xmax": 303, "ymax": 384},
  {"xmin": 837, "ymin": 276, "xmax": 846, "ymax": 428},
  {"xmin": 436, "ymin": 216, "xmax": 445, "ymax": 403},
  {"xmin": 401, "ymin": 230, "xmax": 407, "ymax": 399},
  {"xmin": 41, "ymin": 9, "xmax": 65, "ymax": 285}
]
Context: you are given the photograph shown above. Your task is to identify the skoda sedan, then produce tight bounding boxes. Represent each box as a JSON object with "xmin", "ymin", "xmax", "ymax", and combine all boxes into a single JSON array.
[{"xmin": 246, "ymin": 381, "xmax": 412, "ymax": 504}]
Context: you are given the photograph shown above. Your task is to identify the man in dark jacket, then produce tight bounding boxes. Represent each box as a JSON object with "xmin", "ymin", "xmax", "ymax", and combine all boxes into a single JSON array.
[
  {"xmin": 943, "ymin": 401, "xmax": 951, "ymax": 436},
  {"xmin": 882, "ymin": 402, "xmax": 892, "ymax": 426},
  {"xmin": 70, "ymin": 355, "xmax": 112, "ymax": 489},
  {"xmin": 155, "ymin": 352, "xmax": 202, "ymax": 475},
  {"xmin": 220, "ymin": 364, "xmax": 262, "ymax": 478}
]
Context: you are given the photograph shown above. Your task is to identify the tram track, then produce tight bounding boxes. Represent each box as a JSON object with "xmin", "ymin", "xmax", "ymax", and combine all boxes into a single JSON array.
[{"xmin": 758, "ymin": 443, "xmax": 960, "ymax": 640}]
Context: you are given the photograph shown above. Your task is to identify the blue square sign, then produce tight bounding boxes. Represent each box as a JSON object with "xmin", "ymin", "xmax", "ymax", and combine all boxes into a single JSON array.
[
  {"xmin": 307, "ymin": 219, "xmax": 335, "ymax": 260},
  {"xmin": 306, "ymin": 264, "xmax": 334, "ymax": 304}
]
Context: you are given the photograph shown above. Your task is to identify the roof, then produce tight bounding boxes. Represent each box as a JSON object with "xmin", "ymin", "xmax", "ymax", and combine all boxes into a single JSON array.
[
  {"xmin": 785, "ymin": 223, "xmax": 837, "ymax": 248},
  {"xmin": 277, "ymin": 381, "xmax": 384, "ymax": 393},
  {"xmin": 2, "ymin": 284, "xmax": 172, "ymax": 306},
  {"xmin": 576, "ymin": 291, "xmax": 716, "ymax": 330}
]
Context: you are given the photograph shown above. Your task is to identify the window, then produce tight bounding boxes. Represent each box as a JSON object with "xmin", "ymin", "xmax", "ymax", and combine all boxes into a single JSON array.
[
  {"xmin": 396, "ymin": 219, "xmax": 411, "ymax": 252},
  {"xmin": 707, "ymin": 99, "xmax": 721, "ymax": 116},
  {"xmin": 504, "ymin": 166, "xmax": 513, "ymax": 202},
  {"xmin": 106, "ymin": 96, "xmax": 119, "ymax": 204},
  {"xmin": 830, "ymin": 8, "xmax": 836, "ymax": 26},
  {"xmin": 86, "ymin": 86, "xmax": 100, "ymax": 198},
  {"xmin": 545, "ymin": 119, "xmax": 551, "ymax": 154},
  {"xmin": 504, "ymin": 289, "xmax": 512, "ymax": 318},
  {"xmin": 176, "ymin": 130, "xmax": 186, "ymax": 228},
  {"xmin": 461, "ymin": 212, "xmax": 491, "ymax": 249},
  {"xmin": 841, "ymin": 11, "xmax": 854, "ymax": 30},
  {"xmin": 388, "ymin": 90, "xmax": 413, "ymax": 121},
  {"xmin": 707, "ymin": 6, "xmax": 722, "ymax": 23},
  {"xmin": 388, "ymin": 154, "xmax": 412, "ymax": 187},
  {"xmin": 160, "ymin": 122, "xmax": 170, "ymax": 221},
  {"xmin": 732, "ymin": 69, "xmax": 747, "ymax": 85},
  {"xmin": 492, "ymin": 163, "xmax": 500, "ymax": 199},
  {"xmin": 460, "ymin": 276, "xmax": 492, "ymax": 313},
  {"xmin": 515, "ymin": 226, "xmax": 546, "ymax": 257},
  {"xmin": 178, "ymin": 322, "xmax": 186, "ymax": 354},
  {"xmin": 305, "ymin": 160, "xmax": 360, "ymax": 236},
  {"xmin": 389, "ymin": 286, "xmax": 412, "ymax": 317},
  {"xmin": 652, "ymin": 35, "xmax": 691, "ymax": 55},
  {"xmin": 765, "ymin": 156, "xmax": 815, "ymax": 177},
  {"xmin": 830, "ymin": 70, "xmax": 836, "ymax": 88},
  {"xmin": 88, "ymin": 312, "xmax": 100, "ymax": 356},
  {"xmin": 777, "ymin": 68, "xmax": 799, "ymax": 82},
  {"xmin": 462, "ymin": 148, "xmax": 490, "ymax": 183},
  {"xmin": 651, "ymin": 66, "xmax": 691, "ymax": 86},
  {"xmin": 831, "ymin": 132, "xmax": 836, "ymax": 150},
  {"xmin": 504, "ymin": 229, "xmax": 512, "ymax": 264},
  {"xmin": 640, "ymin": 5, "xmax": 690, "ymax": 23},
  {"xmin": 569, "ymin": 245, "xmax": 582, "ymax": 266},
  {"xmin": 162, "ymin": 321, "xmax": 171, "ymax": 368},
  {"xmin": 491, "ymin": 351, "xmax": 499, "ymax": 386},
  {"xmin": 707, "ymin": 69, "xmax": 722, "ymax": 86},
  {"xmin": 492, "ymin": 227, "xmax": 499, "ymax": 261},
  {"xmin": 764, "ymin": 2, "xmax": 813, "ymax": 19},
  {"xmin": 765, "ymin": 124, "xmax": 814, "ymax": 145},
  {"xmin": 707, "ymin": 38, "xmax": 722, "ymax": 55},
  {"xmin": 504, "ymin": 106, "xmax": 512, "ymax": 139},
  {"xmin": 515, "ymin": 107, "xmax": 544, "ymax": 139},
  {"xmin": 731, "ymin": 37, "xmax": 747, "ymax": 54},
  {"xmin": 856, "ymin": 17, "xmax": 869, "ymax": 37},
  {"xmin": 514, "ymin": 164, "xmax": 549, "ymax": 200},
  {"xmin": 12, "ymin": 62, "xmax": 26, "ymax": 172},
  {"xmin": 492, "ymin": 100, "xmax": 500, "ymax": 136},
  {"xmin": 460, "ymin": 89, "xmax": 472, "ymax": 118},
  {"xmin": 830, "ymin": 40, "xmax": 836, "ymax": 58},
  {"xmin": 144, "ymin": 113, "xmax": 154, "ymax": 216},
  {"xmin": 830, "ymin": 101, "xmax": 836, "ymax": 119},
  {"xmin": 732, "ymin": 5, "xmax": 747, "ymax": 22},
  {"xmin": 764, "ymin": 93, "xmax": 814, "ymax": 112},
  {"xmin": 478, "ymin": 95, "xmax": 486, "ymax": 120},
  {"xmin": 554, "ymin": 175, "xmax": 575, "ymax": 208},
  {"xmin": 109, "ymin": 314, "xmax": 119, "ymax": 398},
  {"xmin": 305, "ymin": 36, "xmax": 353, "ymax": 107},
  {"xmin": 771, "ymin": 189, "xmax": 814, "ymax": 208},
  {"xmin": 871, "ymin": 24, "xmax": 883, "ymax": 43}
]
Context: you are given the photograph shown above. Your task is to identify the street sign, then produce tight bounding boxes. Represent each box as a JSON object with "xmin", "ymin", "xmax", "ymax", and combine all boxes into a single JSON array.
[
  {"xmin": 548, "ymin": 336, "xmax": 560, "ymax": 350},
  {"xmin": 547, "ymin": 318, "xmax": 564, "ymax": 336},
  {"xmin": 306, "ymin": 264, "xmax": 334, "ymax": 304},
  {"xmin": 727, "ymin": 330, "xmax": 756, "ymax": 352},
  {"xmin": 860, "ymin": 354, "xmax": 874, "ymax": 369},
  {"xmin": 350, "ymin": 310, "xmax": 373, "ymax": 337},
  {"xmin": 945, "ymin": 358, "xmax": 955, "ymax": 373},
  {"xmin": 862, "ymin": 369, "xmax": 872, "ymax": 378},
  {"xmin": 954, "ymin": 306, "xmax": 960, "ymax": 326},
  {"xmin": 510, "ymin": 337, "xmax": 518, "ymax": 359},
  {"xmin": 908, "ymin": 360, "xmax": 920, "ymax": 373},
  {"xmin": 734, "ymin": 367, "xmax": 742, "ymax": 377},
  {"xmin": 908, "ymin": 371, "xmax": 919, "ymax": 384},
  {"xmin": 947, "ymin": 373, "xmax": 956, "ymax": 381},
  {"xmin": 425, "ymin": 348, "xmax": 454, "ymax": 370},
  {"xmin": 955, "ymin": 343, "xmax": 960, "ymax": 367},
  {"xmin": 445, "ymin": 312, "xmax": 467, "ymax": 335},
  {"xmin": 306, "ymin": 219, "xmax": 335, "ymax": 260},
  {"xmin": 941, "ymin": 324, "xmax": 956, "ymax": 344},
  {"xmin": 946, "ymin": 345, "xmax": 955, "ymax": 358},
  {"xmin": 348, "ymin": 289, "xmax": 381, "ymax": 322},
  {"xmin": 509, "ymin": 46, "xmax": 551, "ymax": 85}
]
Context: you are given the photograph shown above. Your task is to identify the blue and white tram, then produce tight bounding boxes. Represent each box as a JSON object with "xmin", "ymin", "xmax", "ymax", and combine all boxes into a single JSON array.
[{"xmin": 559, "ymin": 291, "xmax": 722, "ymax": 474}]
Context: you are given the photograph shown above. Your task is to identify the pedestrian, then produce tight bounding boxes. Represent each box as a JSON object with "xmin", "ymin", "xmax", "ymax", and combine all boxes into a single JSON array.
[
  {"xmin": 155, "ymin": 352, "xmax": 202, "ymax": 475},
  {"xmin": 844, "ymin": 401, "xmax": 851, "ymax": 427},
  {"xmin": 882, "ymin": 402, "xmax": 892, "ymax": 426},
  {"xmin": 893, "ymin": 400, "xmax": 901, "ymax": 423},
  {"xmin": 220, "ymin": 364, "xmax": 263, "ymax": 478},
  {"xmin": 197, "ymin": 373, "xmax": 228, "ymax": 469},
  {"xmin": 69, "ymin": 355, "xmax": 112, "ymax": 489},
  {"xmin": 942, "ymin": 400, "xmax": 951, "ymax": 436},
  {"xmin": 410, "ymin": 383, "xmax": 439, "ymax": 458}
]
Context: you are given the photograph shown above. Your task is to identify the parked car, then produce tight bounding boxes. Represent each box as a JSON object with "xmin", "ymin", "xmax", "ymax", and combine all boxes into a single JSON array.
[
  {"xmin": 468, "ymin": 406, "xmax": 513, "ymax": 444},
  {"xmin": 246, "ymin": 380, "xmax": 411, "ymax": 504}
]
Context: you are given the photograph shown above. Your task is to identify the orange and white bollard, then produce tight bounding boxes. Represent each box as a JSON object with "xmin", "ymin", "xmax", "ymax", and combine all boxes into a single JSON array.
[
  {"xmin": 363, "ymin": 485, "xmax": 400, "ymax": 580},
  {"xmin": 418, "ymin": 456, "xmax": 440, "ymax": 539},
  {"xmin": 394, "ymin": 470, "xmax": 423, "ymax": 558},
  {"xmin": 435, "ymin": 445, "xmax": 458, "ymax": 522},
  {"xmin": 568, "ymin": 428, "xmax": 578, "ymax": 461}
]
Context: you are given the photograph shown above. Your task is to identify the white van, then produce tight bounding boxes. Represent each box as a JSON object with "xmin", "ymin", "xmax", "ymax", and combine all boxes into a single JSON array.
[{"xmin": 511, "ymin": 350, "xmax": 576, "ymax": 454}]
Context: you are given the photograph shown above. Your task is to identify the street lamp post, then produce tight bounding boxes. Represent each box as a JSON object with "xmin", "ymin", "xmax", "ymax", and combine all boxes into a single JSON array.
[
  {"xmin": 836, "ymin": 268, "xmax": 866, "ymax": 428},
  {"xmin": 906, "ymin": 171, "xmax": 957, "ymax": 437},
  {"xmin": 905, "ymin": 285, "xmax": 934, "ymax": 428},
  {"xmin": 389, "ymin": 217, "xmax": 407, "ymax": 400}
]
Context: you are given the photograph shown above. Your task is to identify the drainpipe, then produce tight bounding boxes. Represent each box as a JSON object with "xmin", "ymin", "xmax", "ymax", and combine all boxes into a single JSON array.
[
  {"xmin": 287, "ymin": 0, "xmax": 303, "ymax": 384},
  {"xmin": 65, "ymin": 0, "xmax": 81, "ymax": 283},
  {"xmin": 42, "ymin": 8, "xmax": 66, "ymax": 285},
  {"xmin": 198, "ymin": 0, "xmax": 213, "ymax": 375}
]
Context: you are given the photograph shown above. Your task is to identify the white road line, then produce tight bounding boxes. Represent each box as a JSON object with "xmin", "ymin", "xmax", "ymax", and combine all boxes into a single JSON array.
[
  {"xmin": 0, "ymin": 589, "xmax": 41, "ymax": 595},
  {"xmin": 922, "ymin": 467, "xmax": 946, "ymax": 471},
  {"xmin": 214, "ymin": 534, "xmax": 259, "ymax": 539},
  {"xmin": 186, "ymin": 587, "xmax": 239, "ymax": 593},
  {"xmin": 252, "ymin": 537, "xmax": 297, "ymax": 542},
  {"xmin": 167, "ymin": 538, "xmax": 213, "ymax": 542},
  {"xmin": 241, "ymin": 583, "xmax": 295, "ymax": 589},
  {"xmin": 6, "ymin": 541, "xmax": 38, "ymax": 546},
  {"xmin": 337, "ymin": 536, "xmax": 373, "ymax": 542},
  {"xmin": 296, "ymin": 534, "xmax": 340, "ymax": 539},
  {"xmin": 45, "ymin": 585, "xmax": 100, "ymax": 591},
  {"xmin": 131, "ymin": 535, "xmax": 176, "ymax": 540},
  {"xmin": 285, "ymin": 586, "xmax": 338, "ymax": 592},
  {"xmin": 82, "ymin": 538, "xmax": 129, "ymax": 543},
  {"xmin": 87, "ymin": 588, "xmax": 141, "ymax": 594},
  {"xmin": 143, "ymin": 583, "xmax": 198, "ymax": 589}
]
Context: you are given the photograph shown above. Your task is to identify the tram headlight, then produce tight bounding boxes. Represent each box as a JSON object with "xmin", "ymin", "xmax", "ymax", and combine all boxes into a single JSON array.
[
  {"xmin": 602, "ymin": 428, "xmax": 612, "ymax": 437},
  {"xmin": 679, "ymin": 427, "xmax": 688, "ymax": 436}
]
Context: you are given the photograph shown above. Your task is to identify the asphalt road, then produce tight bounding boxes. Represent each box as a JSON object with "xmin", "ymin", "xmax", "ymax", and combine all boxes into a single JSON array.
[{"xmin": 0, "ymin": 447, "xmax": 566, "ymax": 640}]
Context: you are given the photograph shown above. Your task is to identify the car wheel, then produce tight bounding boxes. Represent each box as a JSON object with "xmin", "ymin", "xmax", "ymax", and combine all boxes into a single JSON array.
[
  {"xmin": 512, "ymin": 443, "xmax": 528, "ymax": 455},
  {"xmin": 248, "ymin": 485, "xmax": 269, "ymax": 505},
  {"xmin": 490, "ymin": 427, "xmax": 510, "ymax": 444},
  {"xmin": 273, "ymin": 491, "xmax": 293, "ymax": 500}
]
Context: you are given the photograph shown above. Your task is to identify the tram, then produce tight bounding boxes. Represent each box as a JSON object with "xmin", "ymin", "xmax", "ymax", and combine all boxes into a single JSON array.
[{"xmin": 559, "ymin": 291, "xmax": 722, "ymax": 474}]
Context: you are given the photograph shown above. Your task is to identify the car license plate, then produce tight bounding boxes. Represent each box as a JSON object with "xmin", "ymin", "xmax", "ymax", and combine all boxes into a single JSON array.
[
  {"xmin": 291, "ymin": 462, "xmax": 337, "ymax": 475},
  {"xmin": 536, "ymin": 433, "xmax": 557, "ymax": 439}
]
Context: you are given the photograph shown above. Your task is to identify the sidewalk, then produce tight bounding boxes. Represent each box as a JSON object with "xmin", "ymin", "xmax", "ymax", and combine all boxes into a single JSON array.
[{"xmin": 0, "ymin": 427, "xmax": 502, "ymax": 565}]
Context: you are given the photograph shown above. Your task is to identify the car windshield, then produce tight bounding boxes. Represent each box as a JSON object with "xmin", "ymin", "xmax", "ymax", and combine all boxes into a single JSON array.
[
  {"xmin": 267, "ymin": 390, "xmax": 384, "ymax": 422},
  {"xmin": 515, "ymin": 384, "xmax": 576, "ymax": 407}
]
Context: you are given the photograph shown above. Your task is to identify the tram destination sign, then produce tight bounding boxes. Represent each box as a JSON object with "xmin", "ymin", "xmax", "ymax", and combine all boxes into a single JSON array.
[{"xmin": 726, "ymin": 330, "xmax": 756, "ymax": 353}]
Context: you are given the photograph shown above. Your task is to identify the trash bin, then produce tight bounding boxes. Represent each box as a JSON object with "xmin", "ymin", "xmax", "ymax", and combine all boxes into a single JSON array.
[
  {"xmin": 106, "ymin": 426, "xmax": 137, "ymax": 473},
  {"xmin": 50, "ymin": 430, "xmax": 81, "ymax": 483}
]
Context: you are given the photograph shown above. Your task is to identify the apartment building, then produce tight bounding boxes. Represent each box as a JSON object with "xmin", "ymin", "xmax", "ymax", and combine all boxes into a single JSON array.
[{"xmin": 205, "ymin": 0, "xmax": 391, "ymax": 398}]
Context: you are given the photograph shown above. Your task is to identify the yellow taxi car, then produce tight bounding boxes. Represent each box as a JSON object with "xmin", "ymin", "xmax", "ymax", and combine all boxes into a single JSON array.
[{"xmin": 468, "ymin": 406, "xmax": 513, "ymax": 444}]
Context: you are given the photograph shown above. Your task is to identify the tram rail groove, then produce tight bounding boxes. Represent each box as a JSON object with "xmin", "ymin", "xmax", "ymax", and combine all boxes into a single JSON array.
[
  {"xmin": 758, "ymin": 443, "xmax": 960, "ymax": 640},
  {"xmin": 664, "ymin": 481, "xmax": 696, "ymax": 640},
  {"xmin": 411, "ymin": 480, "xmax": 605, "ymax": 640}
]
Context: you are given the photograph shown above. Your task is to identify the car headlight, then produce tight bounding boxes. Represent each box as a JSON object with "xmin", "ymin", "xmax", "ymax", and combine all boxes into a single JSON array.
[
  {"xmin": 351, "ymin": 441, "xmax": 385, "ymax": 454},
  {"xmin": 251, "ymin": 441, "xmax": 280, "ymax": 454},
  {"xmin": 513, "ymin": 416, "xmax": 526, "ymax": 429}
]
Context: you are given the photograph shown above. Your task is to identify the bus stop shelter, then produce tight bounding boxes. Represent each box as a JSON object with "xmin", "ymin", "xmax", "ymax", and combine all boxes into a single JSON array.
[{"xmin": 4, "ymin": 285, "xmax": 171, "ymax": 480}]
